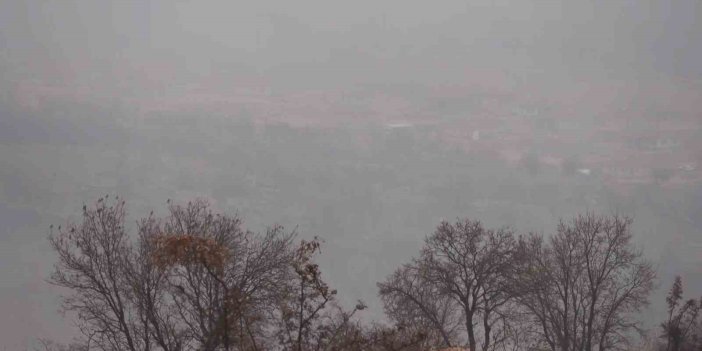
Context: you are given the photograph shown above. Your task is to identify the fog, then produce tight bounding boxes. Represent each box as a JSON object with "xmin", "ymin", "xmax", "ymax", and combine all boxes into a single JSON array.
[{"xmin": 1, "ymin": 0, "xmax": 701, "ymax": 349}]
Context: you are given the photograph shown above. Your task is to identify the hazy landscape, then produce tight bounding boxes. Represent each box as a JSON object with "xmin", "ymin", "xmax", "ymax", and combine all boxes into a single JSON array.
[{"xmin": 1, "ymin": 1, "xmax": 701, "ymax": 350}]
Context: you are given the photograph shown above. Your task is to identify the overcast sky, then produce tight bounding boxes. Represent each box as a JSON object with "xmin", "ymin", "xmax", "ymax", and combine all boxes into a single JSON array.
[{"xmin": 2, "ymin": 0, "xmax": 701, "ymax": 87}]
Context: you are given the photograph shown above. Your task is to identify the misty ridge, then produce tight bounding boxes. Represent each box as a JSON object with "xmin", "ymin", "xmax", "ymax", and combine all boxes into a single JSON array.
[{"xmin": 1, "ymin": 0, "xmax": 702, "ymax": 350}]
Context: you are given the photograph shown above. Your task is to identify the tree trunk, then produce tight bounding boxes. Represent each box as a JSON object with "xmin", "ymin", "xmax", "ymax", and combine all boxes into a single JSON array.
[{"xmin": 466, "ymin": 309, "xmax": 476, "ymax": 351}]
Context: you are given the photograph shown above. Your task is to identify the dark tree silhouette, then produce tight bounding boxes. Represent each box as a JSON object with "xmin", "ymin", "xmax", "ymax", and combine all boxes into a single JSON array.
[
  {"xmin": 514, "ymin": 214, "xmax": 656, "ymax": 351},
  {"xmin": 379, "ymin": 219, "xmax": 518, "ymax": 351},
  {"xmin": 660, "ymin": 276, "xmax": 702, "ymax": 351}
]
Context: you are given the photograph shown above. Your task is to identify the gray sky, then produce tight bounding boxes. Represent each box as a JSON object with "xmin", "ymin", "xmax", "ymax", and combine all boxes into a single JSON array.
[{"xmin": 2, "ymin": 0, "xmax": 701, "ymax": 85}]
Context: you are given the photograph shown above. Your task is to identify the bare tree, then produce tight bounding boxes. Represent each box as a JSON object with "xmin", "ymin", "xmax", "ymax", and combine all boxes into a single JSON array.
[
  {"xmin": 48, "ymin": 197, "xmax": 146, "ymax": 351},
  {"xmin": 660, "ymin": 276, "xmax": 702, "ymax": 351},
  {"xmin": 514, "ymin": 214, "xmax": 656, "ymax": 351},
  {"xmin": 151, "ymin": 199, "xmax": 296, "ymax": 351},
  {"xmin": 48, "ymin": 197, "xmax": 297, "ymax": 351},
  {"xmin": 276, "ymin": 237, "xmax": 340, "ymax": 351},
  {"xmin": 379, "ymin": 219, "xmax": 518, "ymax": 351},
  {"xmin": 378, "ymin": 261, "xmax": 461, "ymax": 348},
  {"xmin": 129, "ymin": 213, "xmax": 189, "ymax": 351},
  {"xmin": 301, "ymin": 300, "xmax": 369, "ymax": 351},
  {"xmin": 48, "ymin": 199, "xmax": 658, "ymax": 351}
]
